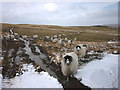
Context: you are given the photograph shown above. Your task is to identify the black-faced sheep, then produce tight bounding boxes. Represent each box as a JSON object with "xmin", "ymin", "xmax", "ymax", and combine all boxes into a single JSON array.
[
  {"xmin": 68, "ymin": 40, "xmax": 74, "ymax": 45},
  {"xmin": 74, "ymin": 44, "xmax": 87, "ymax": 58},
  {"xmin": 61, "ymin": 52, "xmax": 78, "ymax": 81}
]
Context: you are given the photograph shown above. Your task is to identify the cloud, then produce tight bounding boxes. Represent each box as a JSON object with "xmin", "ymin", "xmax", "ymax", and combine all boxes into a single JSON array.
[{"xmin": 2, "ymin": 2, "xmax": 118, "ymax": 26}]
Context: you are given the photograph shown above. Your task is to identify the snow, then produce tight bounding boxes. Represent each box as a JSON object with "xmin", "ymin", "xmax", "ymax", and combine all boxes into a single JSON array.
[
  {"xmin": 10, "ymin": 28, "xmax": 14, "ymax": 34},
  {"xmin": 74, "ymin": 54, "xmax": 118, "ymax": 88},
  {"xmin": 107, "ymin": 41, "xmax": 118, "ymax": 44},
  {"xmin": 0, "ymin": 74, "xmax": 2, "ymax": 90},
  {"xmin": 2, "ymin": 64, "xmax": 63, "ymax": 88}
]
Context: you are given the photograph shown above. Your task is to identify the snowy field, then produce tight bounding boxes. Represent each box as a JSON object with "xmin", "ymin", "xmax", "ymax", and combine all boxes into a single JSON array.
[
  {"xmin": 2, "ymin": 64, "xmax": 63, "ymax": 88},
  {"xmin": 1, "ymin": 53, "xmax": 118, "ymax": 89},
  {"xmin": 74, "ymin": 54, "xmax": 119, "ymax": 88}
]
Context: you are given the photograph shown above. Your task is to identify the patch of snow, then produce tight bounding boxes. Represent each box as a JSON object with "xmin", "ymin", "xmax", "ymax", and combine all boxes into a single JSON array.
[
  {"xmin": 14, "ymin": 39, "xmax": 17, "ymax": 41},
  {"xmin": 0, "ymin": 57, "xmax": 4, "ymax": 60},
  {"xmin": 113, "ymin": 51, "xmax": 118, "ymax": 54},
  {"xmin": 74, "ymin": 54, "xmax": 118, "ymax": 88},
  {"xmin": 35, "ymin": 46, "xmax": 41, "ymax": 54},
  {"xmin": 0, "ymin": 74, "xmax": 2, "ymax": 90},
  {"xmin": 2, "ymin": 64, "xmax": 63, "ymax": 88},
  {"xmin": 107, "ymin": 41, "xmax": 118, "ymax": 44},
  {"xmin": 9, "ymin": 28, "xmax": 14, "ymax": 34}
]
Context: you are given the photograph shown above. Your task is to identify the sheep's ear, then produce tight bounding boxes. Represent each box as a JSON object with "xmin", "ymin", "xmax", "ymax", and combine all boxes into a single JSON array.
[
  {"xmin": 64, "ymin": 55, "xmax": 68, "ymax": 60},
  {"xmin": 69, "ymin": 56, "xmax": 73, "ymax": 62}
]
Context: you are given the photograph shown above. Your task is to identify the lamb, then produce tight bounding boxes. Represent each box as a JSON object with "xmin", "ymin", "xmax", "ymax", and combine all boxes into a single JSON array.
[
  {"xmin": 74, "ymin": 44, "xmax": 87, "ymax": 58},
  {"xmin": 61, "ymin": 52, "xmax": 78, "ymax": 81}
]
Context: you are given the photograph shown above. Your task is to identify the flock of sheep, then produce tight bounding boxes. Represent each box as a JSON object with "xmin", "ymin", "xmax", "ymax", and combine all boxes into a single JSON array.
[
  {"xmin": 39, "ymin": 34, "xmax": 88, "ymax": 81},
  {"xmin": 1, "ymin": 28, "xmax": 88, "ymax": 81}
]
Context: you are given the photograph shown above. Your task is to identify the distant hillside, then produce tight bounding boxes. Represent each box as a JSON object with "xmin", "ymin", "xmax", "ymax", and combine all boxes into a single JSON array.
[
  {"xmin": 103, "ymin": 24, "xmax": 119, "ymax": 29},
  {"xmin": 1, "ymin": 23, "xmax": 118, "ymax": 41}
]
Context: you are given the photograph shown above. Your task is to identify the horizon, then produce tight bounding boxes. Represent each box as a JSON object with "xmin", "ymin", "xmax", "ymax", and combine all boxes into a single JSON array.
[{"xmin": 1, "ymin": 22, "xmax": 118, "ymax": 27}]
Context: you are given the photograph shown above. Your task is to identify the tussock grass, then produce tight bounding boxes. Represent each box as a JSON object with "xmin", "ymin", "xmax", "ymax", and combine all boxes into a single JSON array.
[{"xmin": 2, "ymin": 23, "xmax": 118, "ymax": 42}]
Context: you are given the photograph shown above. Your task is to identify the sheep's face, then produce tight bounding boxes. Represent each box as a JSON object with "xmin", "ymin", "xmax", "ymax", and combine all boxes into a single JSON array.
[
  {"xmin": 76, "ymin": 45, "xmax": 81, "ymax": 51},
  {"xmin": 64, "ymin": 55, "xmax": 72, "ymax": 65}
]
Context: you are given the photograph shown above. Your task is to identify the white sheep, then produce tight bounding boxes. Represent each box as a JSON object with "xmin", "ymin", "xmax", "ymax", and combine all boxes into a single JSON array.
[
  {"xmin": 22, "ymin": 35, "xmax": 27, "ymax": 39},
  {"xmin": 53, "ymin": 35, "xmax": 58, "ymax": 38},
  {"xmin": 61, "ymin": 52, "xmax": 78, "ymax": 81},
  {"xmin": 32, "ymin": 35, "xmax": 38, "ymax": 39},
  {"xmin": 74, "ymin": 44, "xmax": 87, "ymax": 58},
  {"xmin": 64, "ymin": 38, "xmax": 68, "ymax": 42},
  {"xmin": 68, "ymin": 40, "xmax": 74, "ymax": 46},
  {"xmin": 52, "ymin": 38, "xmax": 58, "ymax": 43},
  {"xmin": 74, "ymin": 38, "xmax": 77, "ymax": 41},
  {"xmin": 14, "ymin": 33, "xmax": 18, "ymax": 36},
  {"xmin": 43, "ymin": 36, "xmax": 50, "ymax": 41}
]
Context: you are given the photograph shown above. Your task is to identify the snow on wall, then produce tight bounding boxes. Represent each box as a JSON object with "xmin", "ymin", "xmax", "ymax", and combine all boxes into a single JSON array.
[
  {"xmin": 2, "ymin": 64, "xmax": 63, "ymax": 88},
  {"xmin": 74, "ymin": 54, "xmax": 118, "ymax": 88}
]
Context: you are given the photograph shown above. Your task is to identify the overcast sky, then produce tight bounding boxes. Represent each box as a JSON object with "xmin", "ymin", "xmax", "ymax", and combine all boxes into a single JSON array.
[{"xmin": 2, "ymin": 2, "xmax": 118, "ymax": 26}]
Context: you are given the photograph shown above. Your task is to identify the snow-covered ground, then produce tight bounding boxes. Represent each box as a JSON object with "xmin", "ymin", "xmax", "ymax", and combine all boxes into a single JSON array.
[
  {"xmin": 74, "ymin": 54, "xmax": 118, "ymax": 88},
  {"xmin": 0, "ymin": 74, "xmax": 2, "ymax": 90},
  {"xmin": 107, "ymin": 41, "xmax": 118, "ymax": 44},
  {"xmin": 2, "ymin": 64, "xmax": 63, "ymax": 88}
]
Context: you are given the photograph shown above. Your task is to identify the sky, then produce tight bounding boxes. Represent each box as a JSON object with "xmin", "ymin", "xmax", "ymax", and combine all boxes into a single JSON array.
[{"xmin": 1, "ymin": 2, "xmax": 118, "ymax": 26}]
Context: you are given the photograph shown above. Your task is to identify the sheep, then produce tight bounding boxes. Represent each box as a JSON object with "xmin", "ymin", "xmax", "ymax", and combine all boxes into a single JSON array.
[
  {"xmin": 77, "ymin": 32, "xmax": 80, "ymax": 35},
  {"xmin": 74, "ymin": 38, "xmax": 77, "ymax": 41},
  {"xmin": 32, "ymin": 35, "xmax": 38, "ymax": 39},
  {"xmin": 64, "ymin": 38, "xmax": 68, "ymax": 42},
  {"xmin": 61, "ymin": 52, "xmax": 78, "ymax": 82},
  {"xmin": 53, "ymin": 35, "xmax": 58, "ymax": 38},
  {"xmin": 52, "ymin": 38, "xmax": 58, "ymax": 43},
  {"xmin": 58, "ymin": 34, "xmax": 61, "ymax": 38},
  {"xmin": 22, "ymin": 35, "xmax": 27, "ymax": 39},
  {"xmin": 43, "ymin": 36, "xmax": 50, "ymax": 41},
  {"xmin": 68, "ymin": 40, "xmax": 74, "ymax": 46},
  {"xmin": 14, "ymin": 33, "xmax": 18, "ymax": 36},
  {"xmin": 74, "ymin": 44, "xmax": 87, "ymax": 58}
]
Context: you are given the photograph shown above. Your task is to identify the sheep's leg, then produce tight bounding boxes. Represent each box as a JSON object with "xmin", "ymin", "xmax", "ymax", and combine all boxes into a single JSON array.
[
  {"xmin": 70, "ymin": 75, "xmax": 73, "ymax": 78},
  {"xmin": 67, "ymin": 77, "xmax": 69, "ymax": 82}
]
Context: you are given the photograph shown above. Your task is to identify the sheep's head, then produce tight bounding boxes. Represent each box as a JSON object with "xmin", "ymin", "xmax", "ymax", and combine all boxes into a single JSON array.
[
  {"xmin": 76, "ymin": 45, "xmax": 81, "ymax": 51},
  {"xmin": 64, "ymin": 55, "xmax": 72, "ymax": 65}
]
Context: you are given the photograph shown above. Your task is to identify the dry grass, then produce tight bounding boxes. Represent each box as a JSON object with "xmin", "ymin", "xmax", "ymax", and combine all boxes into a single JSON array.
[
  {"xmin": 37, "ymin": 39, "xmax": 119, "ymax": 63},
  {"xmin": 2, "ymin": 23, "xmax": 118, "ymax": 42}
]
